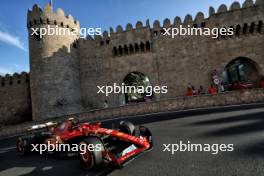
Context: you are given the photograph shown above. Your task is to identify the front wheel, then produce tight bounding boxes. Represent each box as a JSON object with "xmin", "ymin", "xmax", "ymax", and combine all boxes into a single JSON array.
[
  {"xmin": 79, "ymin": 137, "xmax": 105, "ymax": 170},
  {"xmin": 139, "ymin": 126, "xmax": 153, "ymax": 150},
  {"xmin": 118, "ymin": 121, "xmax": 135, "ymax": 135}
]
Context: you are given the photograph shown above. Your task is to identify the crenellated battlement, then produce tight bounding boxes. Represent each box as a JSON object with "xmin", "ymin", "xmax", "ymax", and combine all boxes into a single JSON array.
[
  {"xmin": 0, "ymin": 72, "xmax": 29, "ymax": 88},
  {"xmin": 95, "ymin": 0, "xmax": 261, "ymax": 36},
  {"xmin": 148, "ymin": 0, "xmax": 262, "ymax": 32},
  {"xmin": 159, "ymin": 1, "xmax": 259, "ymax": 29},
  {"xmin": 24, "ymin": 0, "xmax": 264, "ymax": 45},
  {"xmin": 112, "ymin": 20, "xmax": 150, "ymax": 34},
  {"xmin": 78, "ymin": 0, "xmax": 263, "ymax": 48},
  {"xmin": 27, "ymin": 3, "xmax": 80, "ymax": 30}
]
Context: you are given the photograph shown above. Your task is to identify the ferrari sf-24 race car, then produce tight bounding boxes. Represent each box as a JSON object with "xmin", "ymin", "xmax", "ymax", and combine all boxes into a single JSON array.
[{"xmin": 16, "ymin": 119, "xmax": 153, "ymax": 170}]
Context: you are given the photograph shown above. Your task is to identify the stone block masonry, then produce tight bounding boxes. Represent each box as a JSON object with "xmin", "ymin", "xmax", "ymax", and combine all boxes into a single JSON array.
[{"xmin": 0, "ymin": 0, "xmax": 263, "ymax": 124}]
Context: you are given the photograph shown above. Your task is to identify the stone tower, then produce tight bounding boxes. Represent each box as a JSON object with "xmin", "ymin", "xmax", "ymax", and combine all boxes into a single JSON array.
[{"xmin": 27, "ymin": 3, "xmax": 83, "ymax": 120}]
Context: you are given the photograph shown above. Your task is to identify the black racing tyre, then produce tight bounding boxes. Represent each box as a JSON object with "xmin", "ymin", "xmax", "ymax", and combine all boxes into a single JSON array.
[
  {"xmin": 79, "ymin": 137, "xmax": 105, "ymax": 170},
  {"xmin": 139, "ymin": 126, "xmax": 153, "ymax": 150},
  {"xmin": 119, "ymin": 121, "xmax": 135, "ymax": 135}
]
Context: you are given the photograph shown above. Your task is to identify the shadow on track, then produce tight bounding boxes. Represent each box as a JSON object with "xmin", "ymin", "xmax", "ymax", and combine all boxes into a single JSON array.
[
  {"xmin": 190, "ymin": 111, "xmax": 264, "ymax": 126},
  {"xmin": 191, "ymin": 112, "xmax": 264, "ymax": 137},
  {"xmin": 0, "ymin": 149, "xmax": 115, "ymax": 176},
  {"xmin": 239, "ymin": 141, "xmax": 264, "ymax": 157}
]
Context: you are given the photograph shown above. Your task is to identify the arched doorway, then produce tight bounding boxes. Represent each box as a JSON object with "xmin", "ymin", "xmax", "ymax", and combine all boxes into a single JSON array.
[
  {"xmin": 222, "ymin": 57, "xmax": 260, "ymax": 89},
  {"xmin": 123, "ymin": 72, "xmax": 153, "ymax": 104}
]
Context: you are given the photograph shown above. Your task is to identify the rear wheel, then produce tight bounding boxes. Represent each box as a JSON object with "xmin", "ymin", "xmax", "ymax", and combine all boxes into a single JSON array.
[{"xmin": 79, "ymin": 137, "xmax": 105, "ymax": 170}]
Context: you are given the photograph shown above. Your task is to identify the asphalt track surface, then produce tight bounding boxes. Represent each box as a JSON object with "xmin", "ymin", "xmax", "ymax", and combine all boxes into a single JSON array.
[{"xmin": 1, "ymin": 103, "xmax": 264, "ymax": 176}]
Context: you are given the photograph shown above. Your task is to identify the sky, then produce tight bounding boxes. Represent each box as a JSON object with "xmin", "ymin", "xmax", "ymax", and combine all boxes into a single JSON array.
[{"xmin": 0, "ymin": 0, "xmax": 247, "ymax": 75}]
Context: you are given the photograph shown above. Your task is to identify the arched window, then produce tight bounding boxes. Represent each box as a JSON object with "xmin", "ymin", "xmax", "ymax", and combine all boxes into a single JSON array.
[
  {"xmin": 249, "ymin": 22, "xmax": 255, "ymax": 34},
  {"xmin": 61, "ymin": 22, "xmax": 64, "ymax": 27},
  {"xmin": 47, "ymin": 18, "xmax": 50, "ymax": 24},
  {"xmin": 129, "ymin": 44, "xmax": 134, "ymax": 53},
  {"xmin": 140, "ymin": 42, "xmax": 145, "ymax": 52},
  {"xmin": 113, "ymin": 47, "xmax": 118, "ymax": 56},
  {"xmin": 235, "ymin": 25, "xmax": 241, "ymax": 36},
  {"xmin": 146, "ymin": 41, "xmax": 151, "ymax": 51},
  {"xmin": 135, "ymin": 43, "xmax": 139, "ymax": 52},
  {"xmin": 242, "ymin": 23, "xmax": 248, "ymax": 34},
  {"xmin": 124, "ymin": 45, "xmax": 128, "ymax": 55},
  {"xmin": 118, "ymin": 46, "xmax": 123, "ymax": 55},
  {"xmin": 39, "ymin": 18, "xmax": 43, "ymax": 24},
  {"xmin": 257, "ymin": 21, "xmax": 263, "ymax": 33}
]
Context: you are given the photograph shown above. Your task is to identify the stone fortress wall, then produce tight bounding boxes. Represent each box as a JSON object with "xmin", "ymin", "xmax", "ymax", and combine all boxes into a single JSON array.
[
  {"xmin": 27, "ymin": 4, "xmax": 83, "ymax": 121},
  {"xmin": 79, "ymin": 0, "xmax": 264, "ymax": 110},
  {"xmin": 0, "ymin": 72, "xmax": 31, "ymax": 124},
  {"xmin": 0, "ymin": 0, "xmax": 263, "ymax": 124}
]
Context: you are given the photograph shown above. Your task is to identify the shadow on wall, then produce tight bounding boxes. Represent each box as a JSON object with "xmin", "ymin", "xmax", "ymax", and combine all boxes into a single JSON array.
[
  {"xmin": 29, "ymin": 42, "xmax": 84, "ymax": 121},
  {"xmin": 0, "ymin": 41, "xmax": 80, "ymax": 125}
]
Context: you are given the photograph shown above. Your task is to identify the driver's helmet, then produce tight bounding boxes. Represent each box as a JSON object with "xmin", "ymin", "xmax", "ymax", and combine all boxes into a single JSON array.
[
  {"xmin": 67, "ymin": 117, "xmax": 77, "ymax": 126},
  {"xmin": 68, "ymin": 117, "xmax": 75, "ymax": 121}
]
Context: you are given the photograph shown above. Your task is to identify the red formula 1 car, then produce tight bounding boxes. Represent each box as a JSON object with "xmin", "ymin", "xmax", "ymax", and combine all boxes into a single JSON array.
[{"xmin": 16, "ymin": 119, "xmax": 153, "ymax": 169}]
